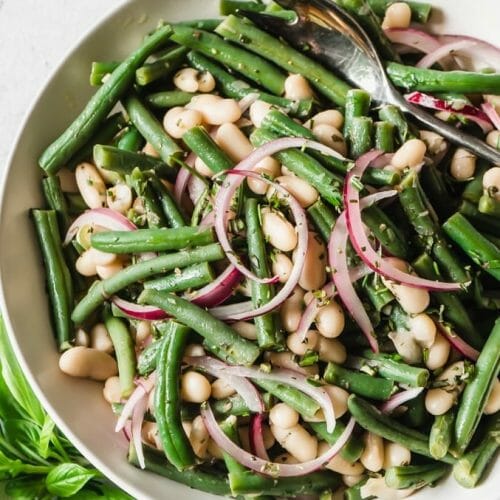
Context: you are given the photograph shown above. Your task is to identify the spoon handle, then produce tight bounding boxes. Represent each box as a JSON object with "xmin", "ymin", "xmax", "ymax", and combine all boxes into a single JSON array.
[{"xmin": 391, "ymin": 92, "xmax": 500, "ymax": 165}]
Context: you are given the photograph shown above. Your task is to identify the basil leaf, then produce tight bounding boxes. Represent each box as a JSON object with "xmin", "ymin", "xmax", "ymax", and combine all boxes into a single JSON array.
[
  {"xmin": 4, "ymin": 475, "xmax": 47, "ymax": 499},
  {"xmin": 38, "ymin": 415, "xmax": 56, "ymax": 459},
  {"xmin": 69, "ymin": 481, "xmax": 134, "ymax": 500},
  {"xmin": 46, "ymin": 463, "xmax": 96, "ymax": 497}
]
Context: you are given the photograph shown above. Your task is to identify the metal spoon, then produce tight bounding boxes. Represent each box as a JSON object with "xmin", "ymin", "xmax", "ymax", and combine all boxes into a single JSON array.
[{"xmin": 241, "ymin": 0, "xmax": 500, "ymax": 164}]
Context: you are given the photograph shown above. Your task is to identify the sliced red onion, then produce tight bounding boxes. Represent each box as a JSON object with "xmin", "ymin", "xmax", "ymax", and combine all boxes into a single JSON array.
[
  {"xmin": 344, "ymin": 151, "xmax": 466, "ymax": 292},
  {"xmin": 370, "ymin": 152, "xmax": 394, "ymax": 168},
  {"xmin": 482, "ymin": 102, "xmax": 500, "ymax": 131},
  {"xmin": 115, "ymin": 375, "xmax": 155, "ymax": 432},
  {"xmin": 385, "ymin": 28, "xmax": 442, "ymax": 55},
  {"xmin": 64, "ymin": 207, "xmax": 137, "ymax": 246},
  {"xmin": 417, "ymin": 39, "xmax": 477, "ymax": 69},
  {"xmin": 213, "ymin": 364, "xmax": 335, "ymax": 433},
  {"xmin": 174, "ymin": 152, "xmax": 196, "ymax": 205},
  {"xmin": 406, "ymin": 91, "xmax": 493, "ymax": 133},
  {"xmin": 238, "ymin": 92, "xmax": 260, "ymax": 112},
  {"xmin": 209, "ymin": 300, "xmax": 254, "ymax": 321},
  {"xmin": 131, "ymin": 392, "xmax": 149, "ymax": 469},
  {"xmin": 185, "ymin": 356, "xmax": 264, "ymax": 413},
  {"xmin": 380, "ymin": 387, "xmax": 424, "ymax": 414},
  {"xmin": 199, "ymin": 210, "xmax": 215, "ymax": 229},
  {"xmin": 188, "ymin": 174, "xmax": 207, "ymax": 205},
  {"xmin": 112, "ymin": 296, "xmax": 168, "ymax": 321},
  {"xmin": 434, "ymin": 321, "xmax": 479, "ymax": 362},
  {"xmin": 250, "ymin": 413, "xmax": 270, "ymax": 461},
  {"xmin": 190, "ymin": 264, "xmax": 243, "ymax": 308},
  {"xmin": 202, "ymin": 403, "xmax": 354, "ymax": 477}
]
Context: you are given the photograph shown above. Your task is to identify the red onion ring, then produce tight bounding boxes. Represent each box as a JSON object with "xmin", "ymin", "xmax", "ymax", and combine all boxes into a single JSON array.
[
  {"xmin": 64, "ymin": 207, "xmax": 136, "ymax": 246},
  {"xmin": 405, "ymin": 92, "xmax": 493, "ymax": 133},
  {"xmin": 249, "ymin": 413, "xmax": 270, "ymax": 461},
  {"xmin": 482, "ymin": 102, "xmax": 500, "ymax": 131},
  {"xmin": 174, "ymin": 152, "xmax": 196, "ymax": 205},
  {"xmin": 185, "ymin": 356, "xmax": 264, "ymax": 413},
  {"xmin": 112, "ymin": 296, "xmax": 168, "ymax": 321},
  {"xmin": 417, "ymin": 39, "xmax": 477, "ymax": 69},
  {"xmin": 131, "ymin": 392, "xmax": 149, "ymax": 469},
  {"xmin": 115, "ymin": 375, "xmax": 155, "ymax": 432},
  {"xmin": 379, "ymin": 387, "xmax": 424, "ymax": 414},
  {"xmin": 202, "ymin": 404, "xmax": 354, "ymax": 477},
  {"xmin": 238, "ymin": 92, "xmax": 260, "ymax": 112},
  {"xmin": 434, "ymin": 321, "xmax": 480, "ymax": 362},
  {"xmin": 187, "ymin": 175, "xmax": 207, "ymax": 205},
  {"xmin": 344, "ymin": 151, "xmax": 466, "ymax": 292}
]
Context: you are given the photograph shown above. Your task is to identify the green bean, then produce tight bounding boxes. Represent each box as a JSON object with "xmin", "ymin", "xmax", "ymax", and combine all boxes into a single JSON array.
[
  {"xmin": 367, "ymin": 0, "xmax": 432, "ymax": 23},
  {"xmin": 250, "ymin": 128, "xmax": 343, "ymax": 209},
  {"xmin": 138, "ymin": 291, "xmax": 260, "ymax": 365},
  {"xmin": 462, "ymin": 161, "xmax": 489, "ymax": 204},
  {"xmin": 146, "ymin": 90, "xmax": 198, "ymax": 109},
  {"xmin": 385, "ymin": 463, "xmax": 450, "ymax": 489},
  {"xmin": 459, "ymin": 199, "xmax": 500, "ymax": 236},
  {"xmin": 347, "ymin": 395, "xmax": 456, "ymax": 464},
  {"xmin": 89, "ymin": 61, "xmax": 120, "ymax": 86},
  {"xmin": 360, "ymin": 350, "xmax": 430, "ymax": 387},
  {"xmin": 186, "ymin": 51, "xmax": 313, "ymax": 118},
  {"xmin": 220, "ymin": 0, "xmax": 266, "ymax": 15},
  {"xmin": 144, "ymin": 262, "xmax": 213, "ymax": 292},
  {"xmin": 412, "ymin": 253, "xmax": 481, "ymax": 349},
  {"xmin": 71, "ymin": 243, "xmax": 224, "ymax": 324},
  {"xmin": 419, "ymin": 164, "xmax": 455, "ymax": 221},
  {"xmin": 215, "ymin": 15, "xmax": 352, "ymax": 106},
  {"xmin": 117, "ymin": 125, "xmax": 144, "ymax": 152},
  {"xmin": 429, "ymin": 409, "xmax": 455, "ymax": 460},
  {"xmin": 220, "ymin": 417, "xmax": 341, "ymax": 496},
  {"xmin": 32, "ymin": 210, "xmax": 74, "ymax": 350},
  {"xmin": 310, "ymin": 421, "xmax": 365, "ymax": 463},
  {"xmin": 171, "ymin": 26, "xmax": 286, "ymax": 95},
  {"xmin": 155, "ymin": 321, "xmax": 195, "ymax": 470},
  {"xmin": 245, "ymin": 198, "xmax": 281, "ymax": 349},
  {"xmin": 136, "ymin": 46, "xmax": 188, "ymax": 86},
  {"xmin": 42, "ymin": 176, "xmax": 71, "ymax": 232},
  {"xmin": 478, "ymin": 193, "xmax": 500, "ymax": 217},
  {"xmin": 307, "ymin": 198, "xmax": 336, "ymax": 243},
  {"xmin": 443, "ymin": 213, "xmax": 500, "ymax": 282},
  {"xmin": 175, "ymin": 19, "xmax": 223, "ymax": 31},
  {"xmin": 403, "ymin": 391, "xmax": 430, "ymax": 429},
  {"xmin": 182, "ymin": 126, "xmax": 233, "ymax": 174},
  {"xmin": 66, "ymin": 193, "xmax": 87, "ymax": 215},
  {"xmin": 344, "ymin": 89, "xmax": 371, "ymax": 137},
  {"xmin": 363, "ymin": 278, "xmax": 394, "ymax": 311},
  {"xmin": 335, "ymin": 0, "xmax": 400, "ymax": 61},
  {"xmin": 453, "ymin": 318, "xmax": 500, "ymax": 455},
  {"xmin": 387, "ymin": 62, "xmax": 500, "ymax": 93},
  {"xmin": 137, "ymin": 337, "xmax": 163, "ymax": 376},
  {"xmin": 453, "ymin": 412, "xmax": 500, "ymax": 488},
  {"xmin": 93, "ymin": 145, "xmax": 176, "ymax": 182},
  {"xmin": 378, "ymin": 104, "xmax": 417, "ymax": 143},
  {"xmin": 349, "ymin": 116, "xmax": 374, "ymax": 158},
  {"xmin": 91, "ymin": 227, "xmax": 214, "ymax": 254},
  {"xmin": 103, "ymin": 308, "xmax": 136, "ymax": 397},
  {"xmin": 39, "ymin": 25, "xmax": 173, "ymax": 175},
  {"xmin": 374, "ymin": 121, "xmax": 395, "ymax": 152},
  {"xmin": 129, "ymin": 443, "xmax": 231, "ymax": 495},
  {"xmin": 324, "ymin": 363, "xmax": 395, "ymax": 400},
  {"xmin": 149, "ymin": 176, "xmax": 188, "ymax": 228},
  {"xmin": 123, "ymin": 94, "xmax": 182, "ymax": 167}
]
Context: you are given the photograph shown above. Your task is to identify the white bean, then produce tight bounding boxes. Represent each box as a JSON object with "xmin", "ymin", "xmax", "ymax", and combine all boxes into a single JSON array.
[
  {"xmin": 142, "ymin": 421, "xmax": 160, "ymax": 448},
  {"xmin": 306, "ymin": 109, "xmax": 344, "ymax": 130},
  {"xmin": 425, "ymin": 388, "xmax": 456, "ymax": 415},
  {"xmin": 284, "ymin": 74, "xmax": 314, "ymax": 100},
  {"xmin": 296, "ymin": 232, "xmax": 326, "ymax": 290},
  {"xmin": 90, "ymin": 323, "xmax": 114, "ymax": 353},
  {"xmin": 181, "ymin": 371, "xmax": 212, "ymax": 403},
  {"xmin": 390, "ymin": 139, "xmax": 427, "ymax": 171},
  {"xmin": 75, "ymin": 162, "xmax": 106, "ymax": 209},
  {"xmin": 238, "ymin": 425, "xmax": 252, "ymax": 452},
  {"xmin": 59, "ymin": 346, "xmax": 117, "ymax": 381},
  {"xmin": 197, "ymin": 71, "xmax": 216, "ymax": 92},
  {"xmin": 420, "ymin": 130, "xmax": 447, "ymax": 157},
  {"xmin": 280, "ymin": 287, "xmax": 304, "ymax": 333},
  {"xmin": 135, "ymin": 321, "xmax": 152, "ymax": 345},
  {"xmin": 189, "ymin": 415, "xmax": 210, "ymax": 458},
  {"xmin": 103, "ymin": 376, "xmax": 122, "ymax": 404},
  {"xmin": 249, "ymin": 100, "xmax": 272, "ymax": 128},
  {"xmin": 163, "ymin": 106, "xmax": 203, "ymax": 139},
  {"xmin": 211, "ymin": 378, "xmax": 236, "ymax": 399},
  {"xmin": 316, "ymin": 301, "xmax": 345, "ymax": 339},
  {"xmin": 75, "ymin": 251, "xmax": 97, "ymax": 276},
  {"xmin": 215, "ymin": 123, "xmax": 253, "ymax": 162},
  {"xmin": 382, "ymin": 2, "xmax": 412, "ymax": 30},
  {"xmin": 272, "ymin": 253, "xmax": 293, "ymax": 283},
  {"xmin": 409, "ymin": 313, "xmax": 436, "ymax": 349},
  {"xmin": 173, "ymin": 68, "xmax": 200, "ymax": 93},
  {"xmin": 324, "ymin": 385, "xmax": 349, "ymax": 418},
  {"xmin": 384, "ymin": 442, "xmax": 411, "ymax": 468},
  {"xmin": 317, "ymin": 336, "xmax": 346, "ymax": 363},
  {"xmin": 207, "ymin": 438, "xmax": 224, "ymax": 459},
  {"xmin": 96, "ymin": 261, "xmax": 123, "ymax": 280},
  {"xmin": 425, "ymin": 332, "xmax": 450, "ymax": 370},
  {"xmin": 268, "ymin": 175, "xmax": 319, "ymax": 208},
  {"xmin": 86, "ymin": 247, "xmax": 117, "ymax": 266},
  {"xmin": 106, "ymin": 183, "xmax": 133, "ymax": 214},
  {"xmin": 142, "ymin": 142, "xmax": 160, "ymax": 158},
  {"xmin": 343, "ymin": 475, "xmax": 365, "ymax": 488},
  {"xmin": 268, "ymin": 351, "xmax": 319, "ymax": 377},
  {"xmin": 247, "ymin": 156, "xmax": 281, "ymax": 194},
  {"xmin": 382, "ymin": 277, "xmax": 430, "ymax": 316},
  {"xmin": 360, "ymin": 432, "xmax": 384, "ymax": 472},
  {"xmin": 262, "ymin": 207, "xmax": 298, "ymax": 252},
  {"xmin": 484, "ymin": 378, "xmax": 500, "ymax": 415},
  {"xmin": 388, "ymin": 330, "xmax": 422, "ymax": 364},
  {"xmin": 270, "ymin": 403, "xmax": 300, "ymax": 429},
  {"xmin": 312, "ymin": 123, "xmax": 347, "ymax": 156},
  {"xmin": 194, "ymin": 155, "xmax": 214, "ymax": 177},
  {"xmin": 286, "ymin": 330, "xmax": 319, "ymax": 356},
  {"xmin": 271, "ymin": 423, "xmax": 318, "ymax": 462},
  {"xmin": 486, "ymin": 130, "xmax": 500, "ymax": 150},
  {"xmin": 75, "ymin": 328, "xmax": 89, "ymax": 347},
  {"xmin": 361, "ymin": 476, "xmax": 415, "ymax": 500},
  {"xmin": 187, "ymin": 94, "xmax": 242, "ymax": 125},
  {"xmin": 232, "ymin": 321, "xmax": 258, "ymax": 340},
  {"xmin": 450, "ymin": 148, "xmax": 476, "ymax": 181},
  {"xmin": 183, "ymin": 343, "xmax": 206, "ymax": 358},
  {"xmin": 263, "ymin": 424, "xmax": 275, "ymax": 449},
  {"xmin": 483, "ymin": 166, "xmax": 500, "ymax": 200},
  {"xmin": 274, "ymin": 453, "xmax": 300, "ymax": 464},
  {"xmin": 320, "ymin": 441, "xmax": 365, "ymax": 475}
]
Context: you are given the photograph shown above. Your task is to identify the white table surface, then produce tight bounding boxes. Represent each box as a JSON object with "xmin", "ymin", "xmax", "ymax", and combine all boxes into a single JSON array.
[{"xmin": 0, "ymin": 0, "xmax": 125, "ymax": 176}]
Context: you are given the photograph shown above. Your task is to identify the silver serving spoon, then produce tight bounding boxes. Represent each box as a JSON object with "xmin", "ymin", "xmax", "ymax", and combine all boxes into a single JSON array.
[{"xmin": 241, "ymin": 0, "xmax": 500, "ymax": 164}]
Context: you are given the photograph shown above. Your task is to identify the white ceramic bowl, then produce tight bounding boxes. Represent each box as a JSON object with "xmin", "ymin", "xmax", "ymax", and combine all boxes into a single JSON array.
[{"xmin": 0, "ymin": 1, "xmax": 498, "ymax": 499}]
